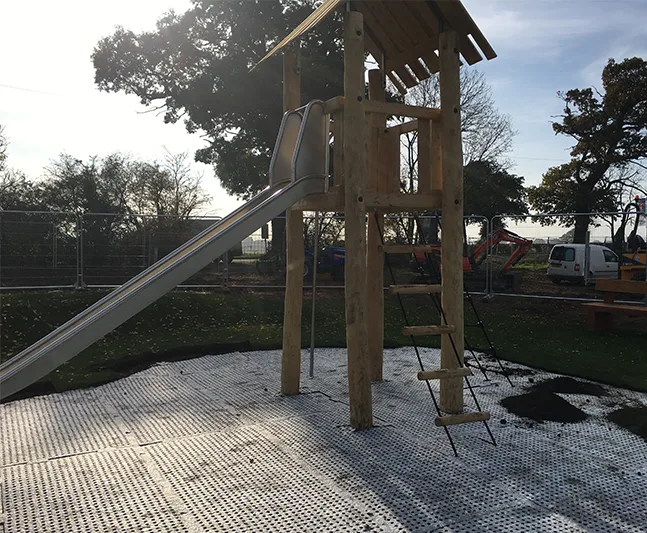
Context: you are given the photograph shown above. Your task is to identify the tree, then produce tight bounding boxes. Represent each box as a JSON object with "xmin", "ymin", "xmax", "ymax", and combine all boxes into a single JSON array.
[
  {"xmin": 0, "ymin": 125, "xmax": 7, "ymax": 174},
  {"xmin": 92, "ymin": 0, "xmax": 345, "ymax": 250},
  {"xmin": 528, "ymin": 57, "xmax": 647, "ymax": 243},
  {"xmin": 403, "ymin": 68, "xmax": 516, "ymax": 169},
  {"xmin": 464, "ymin": 160, "xmax": 528, "ymax": 238}
]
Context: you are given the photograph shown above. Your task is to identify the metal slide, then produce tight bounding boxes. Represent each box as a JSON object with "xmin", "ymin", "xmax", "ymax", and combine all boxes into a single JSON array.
[{"xmin": 1, "ymin": 100, "xmax": 328, "ymax": 400}]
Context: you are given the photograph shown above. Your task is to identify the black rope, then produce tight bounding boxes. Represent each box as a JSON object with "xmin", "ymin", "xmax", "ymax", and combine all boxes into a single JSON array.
[
  {"xmin": 426, "ymin": 213, "xmax": 514, "ymax": 387},
  {"xmin": 397, "ymin": 212, "xmax": 496, "ymax": 447},
  {"xmin": 464, "ymin": 292, "xmax": 514, "ymax": 387},
  {"xmin": 374, "ymin": 211, "xmax": 458, "ymax": 457},
  {"xmin": 408, "ymin": 222, "xmax": 490, "ymax": 381}
]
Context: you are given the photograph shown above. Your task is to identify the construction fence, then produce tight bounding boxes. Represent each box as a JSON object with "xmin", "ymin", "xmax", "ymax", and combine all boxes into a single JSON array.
[{"xmin": 0, "ymin": 209, "xmax": 645, "ymax": 299}]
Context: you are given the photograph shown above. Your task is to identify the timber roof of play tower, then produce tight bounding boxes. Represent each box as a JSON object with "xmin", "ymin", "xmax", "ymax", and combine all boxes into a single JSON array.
[{"xmin": 259, "ymin": 0, "xmax": 496, "ymax": 92}]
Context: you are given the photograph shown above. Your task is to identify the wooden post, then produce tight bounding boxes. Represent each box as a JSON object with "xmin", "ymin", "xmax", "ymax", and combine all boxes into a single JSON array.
[
  {"xmin": 431, "ymin": 122, "xmax": 442, "ymax": 192},
  {"xmin": 367, "ymin": 69, "xmax": 385, "ymax": 382},
  {"xmin": 417, "ymin": 119, "xmax": 432, "ymax": 194},
  {"xmin": 439, "ymin": 31, "xmax": 464, "ymax": 414},
  {"xmin": 344, "ymin": 11, "xmax": 372, "ymax": 429},
  {"xmin": 281, "ymin": 45, "xmax": 303, "ymax": 396}
]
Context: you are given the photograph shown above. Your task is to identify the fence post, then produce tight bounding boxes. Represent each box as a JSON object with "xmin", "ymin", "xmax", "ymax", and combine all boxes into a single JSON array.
[
  {"xmin": 52, "ymin": 222, "xmax": 58, "ymax": 269},
  {"xmin": 142, "ymin": 224, "xmax": 147, "ymax": 268},
  {"xmin": 76, "ymin": 215, "xmax": 85, "ymax": 289},
  {"xmin": 584, "ymin": 231, "xmax": 591, "ymax": 285},
  {"xmin": 223, "ymin": 250, "xmax": 229, "ymax": 290}
]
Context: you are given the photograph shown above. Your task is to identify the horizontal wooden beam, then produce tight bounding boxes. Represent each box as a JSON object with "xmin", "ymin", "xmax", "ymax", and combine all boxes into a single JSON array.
[
  {"xmin": 367, "ymin": 192, "xmax": 441, "ymax": 211},
  {"xmin": 364, "ymin": 100, "xmax": 441, "ymax": 120},
  {"xmin": 435, "ymin": 411, "xmax": 490, "ymax": 427},
  {"xmin": 379, "ymin": 244, "xmax": 437, "ymax": 254},
  {"xmin": 389, "ymin": 284, "xmax": 442, "ymax": 295},
  {"xmin": 388, "ymin": 120, "xmax": 418, "ymax": 135},
  {"xmin": 402, "ymin": 325, "xmax": 455, "ymax": 336},
  {"xmin": 418, "ymin": 368, "xmax": 473, "ymax": 380},
  {"xmin": 293, "ymin": 192, "xmax": 441, "ymax": 212},
  {"xmin": 324, "ymin": 96, "xmax": 345, "ymax": 114},
  {"xmin": 595, "ymin": 279, "xmax": 647, "ymax": 295},
  {"xmin": 323, "ymin": 98, "xmax": 440, "ymax": 121}
]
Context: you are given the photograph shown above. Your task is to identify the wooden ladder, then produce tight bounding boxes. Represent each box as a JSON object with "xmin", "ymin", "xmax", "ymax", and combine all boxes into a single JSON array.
[{"xmin": 375, "ymin": 218, "xmax": 496, "ymax": 452}]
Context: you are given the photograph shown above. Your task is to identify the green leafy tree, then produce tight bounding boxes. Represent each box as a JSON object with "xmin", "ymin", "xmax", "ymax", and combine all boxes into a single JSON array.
[
  {"xmin": 528, "ymin": 57, "xmax": 647, "ymax": 243},
  {"xmin": 464, "ymin": 160, "xmax": 528, "ymax": 238},
  {"xmin": 92, "ymin": 0, "xmax": 345, "ymax": 250}
]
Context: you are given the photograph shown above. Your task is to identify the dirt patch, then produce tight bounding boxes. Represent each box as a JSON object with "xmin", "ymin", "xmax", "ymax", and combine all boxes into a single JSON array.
[
  {"xmin": 500, "ymin": 390, "xmax": 588, "ymax": 423},
  {"xmin": 530, "ymin": 377, "xmax": 607, "ymax": 397},
  {"xmin": 607, "ymin": 406, "xmax": 647, "ymax": 442}
]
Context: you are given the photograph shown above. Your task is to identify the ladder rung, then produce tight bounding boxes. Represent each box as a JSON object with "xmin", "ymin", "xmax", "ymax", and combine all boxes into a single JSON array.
[
  {"xmin": 417, "ymin": 368, "xmax": 472, "ymax": 380},
  {"xmin": 435, "ymin": 411, "xmax": 490, "ymax": 427},
  {"xmin": 389, "ymin": 284, "xmax": 442, "ymax": 295},
  {"xmin": 379, "ymin": 244, "xmax": 438, "ymax": 254},
  {"xmin": 402, "ymin": 325, "xmax": 455, "ymax": 336}
]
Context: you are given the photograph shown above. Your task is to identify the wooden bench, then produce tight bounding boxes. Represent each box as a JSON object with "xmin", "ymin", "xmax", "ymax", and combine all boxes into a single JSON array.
[{"xmin": 583, "ymin": 279, "xmax": 647, "ymax": 332}]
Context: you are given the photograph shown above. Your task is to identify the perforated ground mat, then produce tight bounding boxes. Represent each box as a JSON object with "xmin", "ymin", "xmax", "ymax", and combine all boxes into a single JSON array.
[{"xmin": 1, "ymin": 348, "xmax": 646, "ymax": 532}]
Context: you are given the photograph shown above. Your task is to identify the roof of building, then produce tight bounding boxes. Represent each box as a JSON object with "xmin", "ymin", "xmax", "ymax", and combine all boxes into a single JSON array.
[{"xmin": 256, "ymin": 0, "xmax": 496, "ymax": 92}]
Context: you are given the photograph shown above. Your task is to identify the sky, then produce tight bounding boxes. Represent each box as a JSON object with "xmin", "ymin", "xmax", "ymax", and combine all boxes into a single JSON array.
[{"xmin": 1, "ymin": 0, "xmax": 646, "ymax": 218}]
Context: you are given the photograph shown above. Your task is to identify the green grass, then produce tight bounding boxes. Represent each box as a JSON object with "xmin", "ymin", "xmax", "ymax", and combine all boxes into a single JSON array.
[{"xmin": 1, "ymin": 289, "xmax": 646, "ymax": 397}]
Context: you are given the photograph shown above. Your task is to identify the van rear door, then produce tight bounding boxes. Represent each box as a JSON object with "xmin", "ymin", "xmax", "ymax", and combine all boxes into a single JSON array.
[{"xmin": 549, "ymin": 246, "xmax": 577, "ymax": 278}]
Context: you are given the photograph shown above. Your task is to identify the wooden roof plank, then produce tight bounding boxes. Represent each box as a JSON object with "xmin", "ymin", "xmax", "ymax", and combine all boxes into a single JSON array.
[
  {"xmin": 449, "ymin": 0, "xmax": 497, "ymax": 60},
  {"xmin": 431, "ymin": 0, "xmax": 483, "ymax": 64},
  {"xmin": 387, "ymin": 72, "xmax": 408, "ymax": 94},
  {"xmin": 394, "ymin": 65, "xmax": 418, "ymax": 88},
  {"xmin": 383, "ymin": 1, "xmax": 428, "ymax": 47},
  {"xmin": 363, "ymin": 0, "xmax": 412, "ymax": 54},
  {"xmin": 409, "ymin": 58, "xmax": 431, "ymax": 81},
  {"xmin": 386, "ymin": 35, "xmax": 440, "ymax": 75},
  {"xmin": 355, "ymin": 1, "xmax": 400, "ymax": 57}
]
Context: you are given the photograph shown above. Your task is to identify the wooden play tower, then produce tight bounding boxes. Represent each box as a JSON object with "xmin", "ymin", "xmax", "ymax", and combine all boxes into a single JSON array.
[{"xmin": 260, "ymin": 0, "xmax": 496, "ymax": 429}]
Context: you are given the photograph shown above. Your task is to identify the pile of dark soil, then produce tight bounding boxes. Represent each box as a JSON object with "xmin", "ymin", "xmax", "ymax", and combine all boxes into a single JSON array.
[
  {"xmin": 530, "ymin": 377, "xmax": 607, "ymax": 397},
  {"xmin": 500, "ymin": 390, "xmax": 588, "ymax": 423},
  {"xmin": 607, "ymin": 406, "xmax": 647, "ymax": 442}
]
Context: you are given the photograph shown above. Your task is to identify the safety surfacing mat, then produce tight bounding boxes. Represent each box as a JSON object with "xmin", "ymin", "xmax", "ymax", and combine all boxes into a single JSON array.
[{"xmin": 2, "ymin": 348, "xmax": 646, "ymax": 532}]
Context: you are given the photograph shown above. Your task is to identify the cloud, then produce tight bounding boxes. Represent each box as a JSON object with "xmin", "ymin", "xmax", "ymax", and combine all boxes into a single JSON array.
[{"xmin": 465, "ymin": 0, "xmax": 647, "ymax": 59}]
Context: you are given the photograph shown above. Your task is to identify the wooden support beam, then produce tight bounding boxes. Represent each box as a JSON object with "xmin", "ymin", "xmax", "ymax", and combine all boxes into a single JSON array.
[
  {"xmin": 431, "ymin": 120, "xmax": 442, "ymax": 191},
  {"xmin": 332, "ymin": 114, "xmax": 344, "ymax": 187},
  {"xmin": 435, "ymin": 411, "xmax": 490, "ymax": 427},
  {"xmin": 379, "ymin": 244, "xmax": 437, "ymax": 254},
  {"xmin": 389, "ymin": 284, "xmax": 442, "ymax": 295},
  {"xmin": 344, "ymin": 11, "xmax": 372, "ymax": 429},
  {"xmin": 292, "ymin": 192, "xmax": 441, "ymax": 212},
  {"xmin": 388, "ymin": 120, "xmax": 418, "ymax": 135},
  {"xmin": 439, "ymin": 31, "xmax": 465, "ymax": 414},
  {"xmin": 367, "ymin": 69, "xmax": 385, "ymax": 383},
  {"xmin": 364, "ymin": 100, "xmax": 441, "ymax": 120},
  {"xmin": 324, "ymin": 96, "xmax": 344, "ymax": 114},
  {"xmin": 402, "ymin": 325, "xmax": 455, "ymax": 336},
  {"xmin": 281, "ymin": 46, "xmax": 303, "ymax": 396},
  {"xmin": 418, "ymin": 119, "xmax": 432, "ymax": 194},
  {"xmin": 417, "ymin": 368, "xmax": 472, "ymax": 380}
]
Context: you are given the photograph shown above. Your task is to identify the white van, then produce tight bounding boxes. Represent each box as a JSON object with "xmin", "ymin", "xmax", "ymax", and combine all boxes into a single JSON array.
[{"xmin": 547, "ymin": 244, "xmax": 619, "ymax": 284}]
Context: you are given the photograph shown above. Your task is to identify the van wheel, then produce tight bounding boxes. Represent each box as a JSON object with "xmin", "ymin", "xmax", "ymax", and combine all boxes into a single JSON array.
[{"xmin": 550, "ymin": 279, "xmax": 561, "ymax": 285}]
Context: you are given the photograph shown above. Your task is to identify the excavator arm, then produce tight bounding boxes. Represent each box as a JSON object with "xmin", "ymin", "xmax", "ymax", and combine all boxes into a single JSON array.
[{"xmin": 471, "ymin": 228, "xmax": 533, "ymax": 272}]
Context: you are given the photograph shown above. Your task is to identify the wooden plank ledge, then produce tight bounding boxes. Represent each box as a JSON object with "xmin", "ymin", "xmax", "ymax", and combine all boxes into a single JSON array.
[
  {"xmin": 293, "ymin": 192, "xmax": 441, "ymax": 212},
  {"xmin": 435, "ymin": 411, "xmax": 490, "ymax": 427},
  {"xmin": 380, "ymin": 244, "xmax": 437, "ymax": 254},
  {"xmin": 364, "ymin": 101, "xmax": 441, "ymax": 121},
  {"xmin": 595, "ymin": 279, "xmax": 647, "ymax": 295},
  {"xmin": 390, "ymin": 284, "xmax": 442, "ymax": 295},
  {"xmin": 388, "ymin": 120, "xmax": 418, "ymax": 135},
  {"xmin": 402, "ymin": 325, "xmax": 455, "ymax": 336},
  {"xmin": 418, "ymin": 368, "xmax": 472, "ymax": 380}
]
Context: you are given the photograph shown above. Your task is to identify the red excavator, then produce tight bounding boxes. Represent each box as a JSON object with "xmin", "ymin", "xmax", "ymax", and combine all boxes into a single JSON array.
[{"xmin": 411, "ymin": 227, "xmax": 533, "ymax": 286}]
